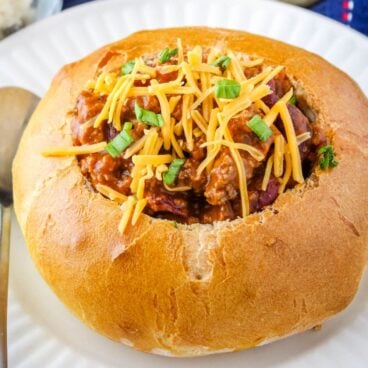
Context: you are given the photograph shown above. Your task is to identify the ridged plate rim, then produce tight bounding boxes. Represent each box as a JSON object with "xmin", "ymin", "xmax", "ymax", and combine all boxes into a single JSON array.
[{"xmin": 1, "ymin": 0, "xmax": 367, "ymax": 367}]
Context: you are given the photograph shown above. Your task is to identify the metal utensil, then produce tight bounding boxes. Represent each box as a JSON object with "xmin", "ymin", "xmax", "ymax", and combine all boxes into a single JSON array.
[
  {"xmin": 278, "ymin": 0, "xmax": 321, "ymax": 6},
  {"xmin": 0, "ymin": 87, "xmax": 40, "ymax": 368}
]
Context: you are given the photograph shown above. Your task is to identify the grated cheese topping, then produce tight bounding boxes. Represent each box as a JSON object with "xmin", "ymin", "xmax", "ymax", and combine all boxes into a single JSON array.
[{"xmin": 42, "ymin": 40, "xmax": 313, "ymax": 234}]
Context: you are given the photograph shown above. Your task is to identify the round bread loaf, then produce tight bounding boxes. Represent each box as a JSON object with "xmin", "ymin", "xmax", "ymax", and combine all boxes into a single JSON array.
[{"xmin": 13, "ymin": 27, "xmax": 368, "ymax": 356}]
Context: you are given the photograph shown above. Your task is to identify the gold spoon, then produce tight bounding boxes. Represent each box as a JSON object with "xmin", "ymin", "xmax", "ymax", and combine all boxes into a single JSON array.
[{"xmin": 278, "ymin": 0, "xmax": 321, "ymax": 6}]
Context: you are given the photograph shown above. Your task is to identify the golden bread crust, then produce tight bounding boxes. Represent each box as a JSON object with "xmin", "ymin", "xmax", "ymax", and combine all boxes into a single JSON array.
[{"xmin": 13, "ymin": 27, "xmax": 368, "ymax": 356}]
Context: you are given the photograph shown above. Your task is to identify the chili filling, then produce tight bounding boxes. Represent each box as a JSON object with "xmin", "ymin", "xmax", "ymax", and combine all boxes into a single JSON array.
[{"xmin": 69, "ymin": 45, "xmax": 329, "ymax": 227}]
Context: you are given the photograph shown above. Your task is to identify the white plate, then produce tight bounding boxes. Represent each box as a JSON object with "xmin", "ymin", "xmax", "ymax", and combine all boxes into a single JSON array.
[{"xmin": 1, "ymin": 0, "xmax": 368, "ymax": 366}]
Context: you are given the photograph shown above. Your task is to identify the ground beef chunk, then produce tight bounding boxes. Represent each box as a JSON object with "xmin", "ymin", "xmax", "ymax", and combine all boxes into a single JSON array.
[
  {"xmin": 205, "ymin": 148, "xmax": 238, "ymax": 205},
  {"xmin": 171, "ymin": 96, "xmax": 182, "ymax": 121},
  {"xmin": 228, "ymin": 110, "xmax": 274, "ymax": 177},
  {"xmin": 123, "ymin": 95, "xmax": 161, "ymax": 120},
  {"xmin": 71, "ymin": 91, "xmax": 106, "ymax": 145},
  {"xmin": 178, "ymin": 136, "xmax": 207, "ymax": 193},
  {"xmin": 200, "ymin": 202, "xmax": 235, "ymax": 223},
  {"xmin": 133, "ymin": 79, "xmax": 150, "ymax": 87},
  {"xmin": 303, "ymin": 125, "xmax": 328, "ymax": 169},
  {"xmin": 178, "ymin": 159, "xmax": 207, "ymax": 194},
  {"xmin": 156, "ymin": 70, "xmax": 178, "ymax": 84},
  {"xmin": 76, "ymin": 90, "xmax": 106, "ymax": 122},
  {"xmin": 79, "ymin": 152, "xmax": 132, "ymax": 195},
  {"xmin": 244, "ymin": 65, "xmax": 263, "ymax": 79},
  {"xmin": 228, "ymin": 108, "xmax": 273, "ymax": 154},
  {"xmin": 72, "ymin": 119, "xmax": 105, "ymax": 145},
  {"xmin": 133, "ymin": 70, "xmax": 178, "ymax": 87}
]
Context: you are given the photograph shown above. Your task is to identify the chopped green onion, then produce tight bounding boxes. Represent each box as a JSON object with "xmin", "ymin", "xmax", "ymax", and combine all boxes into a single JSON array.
[
  {"xmin": 247, "ymin": 115, "xmax": 273, "ymax": 142},
  {"xmin": 211, "ymin": 55, "xmax": 231, "ymax": 70},
  {"xmin": 158, "ymin": 47, "xmax": 178, "ymax": 64},
  {"xmin": 215, "ymin": 79, "xmax": 241, "ymax": 99},
  {"xmin": 163, "ymin": 159, "xmax": 185, "ymax": 186},
  {"xmin": 289, "ymin": 95, "xmax": 297, "ymax": 105},
  {"xmin": 105, "ymin": 122, "xmax": 134, "ymax": 157},
  {"xmin": 123, "ymin": 122, "xmax": 133, "ymax": 131},
  {"xmin": 121, "ymin": 60, "xmax": 135, "ymax": 75},
  {"xmin": 318, "ymin": 145, "xmax": 338, "ymax": 170},
  {"xmin": 134, "ymin": 102, "xmax": 164, "ymax": 127}
]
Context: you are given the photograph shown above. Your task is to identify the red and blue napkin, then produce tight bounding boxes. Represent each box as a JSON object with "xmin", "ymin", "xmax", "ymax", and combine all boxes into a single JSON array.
[{"xmin": 311, "ymin": 0, "xmax": 368, "ymax": 35}]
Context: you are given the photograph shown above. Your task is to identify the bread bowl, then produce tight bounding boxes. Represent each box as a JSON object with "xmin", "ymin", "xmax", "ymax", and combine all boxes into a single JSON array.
[{"xmin": 12, "ymin": 27, "xmax": 368, "ymax": 356}]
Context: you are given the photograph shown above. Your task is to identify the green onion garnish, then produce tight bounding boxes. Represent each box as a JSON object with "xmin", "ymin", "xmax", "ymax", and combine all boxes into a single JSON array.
[
  {"xmin": 289, "ymin": 95, "xmax": 297, "ymax": 105},
  {"xmin": 121, "ymin": 60, "xmax": 135, "ymax": 75},
  {"xmin": 105, "ymin": 122, "xmax": 134, "ymax": 157},
  {"xmin": 247, "ymin": 115, "xmax": 273, "ymax": 142},
  {"xmin": 318, "ymin": 145, "xmax": 338, "ymax": 170},
  {"xmin": 211, "ymin": 55, "xmax": 231, "ymax": 70},
  {"xmin": 163, "ymin": 159, "xmax": 186, "ymax": 186},
  {"xmin": 158, "ymin": 47, "xmax": 178, "ymax": 64},
  {"xmin": 215, "ymin": 79, "xmax": 241, "ymax": 99},
  {"xmin": 134, "ymin": 102, "xmax": 164, "ymax": 127},
  {"xmin": 123, "ymin": 122, "xmax": 132, "ymax": 130}
]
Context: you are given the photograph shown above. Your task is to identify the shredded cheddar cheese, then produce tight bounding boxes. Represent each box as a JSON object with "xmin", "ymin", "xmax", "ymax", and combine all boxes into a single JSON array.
[
  {"xmin": 181, "ymin": 94, "xmax": 194, "ymax": 151},
  {"xmin": 263, "ymin": 89, "xmax": 294, "ymax": 127},
  {"xmin": 278, "ymin": 102, "xmax": 304, "ymax": 183},
  {"xmin": 191, "ymin": 110, "xmax": 208, "ymax": 134},
  {"xmin": 118, "ymin": 196, "xmax": 136, "ymax": 233},
  {"xmin": 225, "ymin": 129, "xmax": 249, "ymax": 216},
  {"xmin": 151, "ymin": 80, "xmax": 171, "ymax": 150},
  {"xmin": 200, "ymin": 140, "xmax": 265, "ymax": 161},
  {"xmin": 169, "ymin": 95, "xmax": 182, "ymax": 113},
  {"xmin": 163, "ymin": 183, "xmax": 192, "ymax": 192},
  {"xmin": 262, "ymin": 154, "xmax": 274, "ymax": 191},
  {"xmin": 155, "ymin": 164, "xmax": 168, "ymax": 181},
  {"xmin": 262, "ymin": 65, "xmax": 284, "ymax": 85},
  {"xmin": 43, "ymin": 41, "xmax": 313, "ymax": 234},
  {"xmin": 123, "ymin": 134, "xmax": 148, "ymax": 159},
  {"xmin": 279, "ymin": 151, "xmax": 292, "ymax": 194},
  {"xmin": 41, "ymin": 142, "xmax": 107, "ymax": 156},
  {"xmin": 170, "ymin": 118, "xmax": 185, "ymax": 158},
  {"xmin": 96, "ymin": 184, "xmax": 127, "ymax": 203},
  {"xmin": 132, "ymin": 199, "xmax": 148, "ymax": 225},
  {"xmin": 273, "ymin": 134, "xmax": 285, "ymax": 178},
  {"xmin": 132, "ymin": 154, "xmax": 172, "ymax": 166},
  {"xmin": 227, "ymin": 51, "xmax": 246, "ymax": 83}
]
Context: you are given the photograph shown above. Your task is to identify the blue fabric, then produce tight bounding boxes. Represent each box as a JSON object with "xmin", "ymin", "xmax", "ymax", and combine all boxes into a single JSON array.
[
  {"xmin": 311, "ymin": 0, "xmax": 368, "ymax": 35},
  {"xmin": 62, "ymin": 0, "xmax": 368, "ymax": 36}
]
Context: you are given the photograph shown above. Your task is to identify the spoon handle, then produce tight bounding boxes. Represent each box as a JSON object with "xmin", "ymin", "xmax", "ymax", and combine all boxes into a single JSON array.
[
  {"xmin": 278, "ymin": 0, "xmax": 320, "ymax": 6},
  {"xmin": 0, "ymin": 205, "xmax": 11, "ymax": 368}
]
